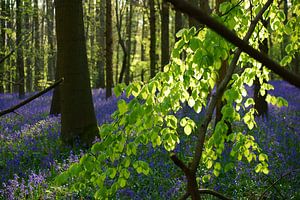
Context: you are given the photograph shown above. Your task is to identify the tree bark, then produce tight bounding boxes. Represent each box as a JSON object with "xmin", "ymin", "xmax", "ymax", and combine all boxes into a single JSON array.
[
  {"xmin": 161, "ymin": 1, "xmax": 170, "ymax": 71},
  {"xmin": 46, "ymin": 0, "xmax": 55, "ymax": 82},
  {"xmin": 149, "ymin": 0, "xmax": 156, "ymax": 78},
  {"xmin": 96, "ymin": 0, "xmax": 105, "ymax": 88},
  {"xmin": 105, "ymin": 0, "xmax": 113, "ymax": 98},
  {"xmin": 25, "ymin": 0, "xmax": 33, "ymax": 92},
  {"xmin": 125, "ymin": 0, "xmax": 133, "ymax": 84},
  {"xmin": 0, "ymin": 0, "xmax": 6, "ymax": 93},
  {"xmin": 55, "ymin": 0, "xmax": 99, "ymax": 146},
  {"xmin": 33, "ymin": 0, "xmax": 43, "ymax": 91},
  {"xmin": 16, "ymin": 0, "xmax": 25, "ymax": 99}
]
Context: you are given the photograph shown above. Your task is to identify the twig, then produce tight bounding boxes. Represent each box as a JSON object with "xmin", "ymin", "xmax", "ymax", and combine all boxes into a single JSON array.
[
  {"xmin": 0, "ymin": 78, "xmax": 63, "ymax": 117},
  {"xmin": 259, "ymin": 169, "xmax": 300, "ymax": 200},
  {"xmin": 165, "ymin": 0, "xmax": 300, "ymax": 88},
  {"xmin": 199, "ymin": 189, "xmax": 232, "ymax": 200}
]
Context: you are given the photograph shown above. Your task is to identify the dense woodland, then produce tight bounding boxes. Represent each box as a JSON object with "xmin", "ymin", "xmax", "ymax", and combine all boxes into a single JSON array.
[{"xmin": 0, "ymin": 0, "xmax": 300, "ymax": 199}]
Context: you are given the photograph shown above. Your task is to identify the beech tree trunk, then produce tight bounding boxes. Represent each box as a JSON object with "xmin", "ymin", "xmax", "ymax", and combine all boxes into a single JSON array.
[
  {"xmin": 34, "ymin": 0, "xmax": 43, "ymax": 91},
  {"xmin": 96, "ymin": 0, "xmax": 105, "ymax": 88},
  {"xmin": 0, "ymin": 0, "xmax": 5, "ymax": 93},
  {"xmin": 161, "ymin": 1, "xmax": 169, "ymax": 71},
  {"xmin": 105, "ymin": 0, "xmax": 113, "ymax": 98},
  {"xmin": 46, "ymin": 0, "xmax": 55, "ymax": 82},
  {"xmin": 149, "ymin": 0, "xmax": 156, "ymax": 78},
  {"xmin": 55, "ymin": 0, "xmax": 99, "ymax": 146},
  {"xmin": 16, "ymin": 0, "xmax": 25, "ymax": 99}
]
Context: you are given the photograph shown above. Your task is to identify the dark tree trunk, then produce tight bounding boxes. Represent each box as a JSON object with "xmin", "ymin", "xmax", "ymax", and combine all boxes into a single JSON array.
[
  {"xmin": 105, "ymin": 0, "xmax": 113, "ymax": 98},
  {"xmin": 50, "ymin": 65, "xmax": 61, "ymax": 115},
  {"xmin": 16, "ymin": 0, "xmax": 25, "ymax": 99},
  {"xmin": 96, "ymin": 0, "xmax": 105, "ymax": 88},
  {"xmin": 149, "ymin": 0, "xmax": 156, "ymax": 78},
  {"xmin": 161, "ymin": 1, "xmax": 169, "ymax": 71},
  {"xmin": 25, "ymin": 0, "xmax": 33, "ymax": 92},
  {"xmin": 175, "ymin": 10, "xmax": 183, "ymax": 42},
  {"xmin": 55, "ymin": 0, "xmax": 99, "ymax": 146},
  {"xmin": 254, "ymin": 39, "xmax": 268, "ymax": 117}
]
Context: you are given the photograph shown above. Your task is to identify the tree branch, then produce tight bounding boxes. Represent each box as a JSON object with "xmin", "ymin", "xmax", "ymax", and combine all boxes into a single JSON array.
[
  {"xmin": 199, "ymin": 189, "xmax": 232, "ymax": 200},
  {"xmin": 190, "ymin": 0, "xmax": 274, "ymax": 173},
  {"xmin": 259, "ymin": 169, "xmax": 300, "ymax": 200},
  {"xmin": 0, "ymin": 78, "xmax": 63, "ymax": 117},
  {"xmin": 165, "ymin": 0, "xmax": 300, "ymax": 88}
]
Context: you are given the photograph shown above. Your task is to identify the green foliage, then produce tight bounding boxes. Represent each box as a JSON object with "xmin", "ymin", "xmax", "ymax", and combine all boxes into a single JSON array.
[{"xmin": 54, "ymin": 0, "xmax": 294, "ymax": 197}]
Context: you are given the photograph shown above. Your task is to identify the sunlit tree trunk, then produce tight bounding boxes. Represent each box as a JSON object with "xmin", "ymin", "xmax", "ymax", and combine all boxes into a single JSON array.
[
  {"xmin": 125, "ymin": 0, "xmax": 133, "ymax": 84},
  {"xmin": 0, "ymin": 0, "xmax": 5, "ymax": 93},
  {"xmin": 96, "ymin": 0, "xmax": 105, "ymax": 88},
  {"xmin": 161, "ymin": 1, "xmax": 169, "ymax": 71},
  {"xmin": 33, "ymin": 0, "xmax": 42, "ymax": 91},
  {"xmin": 105, "ymin": 0, "xmax": 113, "ymax": 98},
  {"xmin": 16, "ymin": 0, "xmax": 25, "ymax": 99},
  {"xmin": 46, "ymin": 0, "xmax": 55, "ymax": 82},
  {"xmin": 55, "ymin": 0, "xmax": 99, "ymax": 146}
]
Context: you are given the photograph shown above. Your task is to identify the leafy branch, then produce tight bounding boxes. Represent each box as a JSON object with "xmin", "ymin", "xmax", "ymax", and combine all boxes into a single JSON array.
[{"xmin": 165, "ymin": 0, "xmax": 300, "ymax": 88}]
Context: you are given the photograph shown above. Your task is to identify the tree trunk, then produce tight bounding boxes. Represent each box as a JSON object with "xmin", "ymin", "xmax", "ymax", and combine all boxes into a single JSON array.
[
  {"xmin": 105, "ymin": 0, "xmax": 113, "ymax": 98},
  {"xmin": 34, "ymin": 0, "xmax": 42, "ymax": 91},
  {"xmin": 0, "ymin": 0, "xmax": 5, "ymax": 93},
  {"xmin": 125, "ymin": 0, "xmax": 133, "ymax": 84},
  {"xmin": 46, "ymin": 0, "xmax": 55, "ymax": 82},
  {"xmin": 175, "ymin": 10, "xmax": 183, "ymax": 42},
  {"xmin": 161, "ymin": 1, "xmax": 169, "ymax": 71},
  {"xmin": 149, "ymin": 0, "xmax": 156, "ymax": 78},
  {"xmin": 16, "ymin": 0, "xmax": 25, "ymax": 99},
  {"xmin": 96, "ymin": 0, "xmax": 105, "ymax": 88},
  {"xmin": 55, "ymin": 0, "xmax": 99, "ymax": 146},
  {"xmin": 25, "ymin": 0, "xmax": 33, "ymax": 92},
  {"xmin": 254, "ymin": 39, "xmax": 268, "ymax": 117},
  {"xmin": 50, "ymin": 66, "xmax": 61, "ymax": 115}
]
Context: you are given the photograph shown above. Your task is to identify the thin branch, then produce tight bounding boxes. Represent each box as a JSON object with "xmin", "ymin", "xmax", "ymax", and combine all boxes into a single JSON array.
[
  {"xmin": 220, "ymin": 0, "xmax": 244, "ymax": 17},
  {"xmin": 0, "ymin": 78, "xmax": 63, "ymax": 117},
  {"xmin": 199, "ymin": 189, "xmax": 232, "ymax": 200},
  {"xmin": 165, "ymin": 0, "xmax": 300, "ymax": 88},
  {"xmin": 259, "ymin": 169, "xmax": 300, "ymax": 200}
]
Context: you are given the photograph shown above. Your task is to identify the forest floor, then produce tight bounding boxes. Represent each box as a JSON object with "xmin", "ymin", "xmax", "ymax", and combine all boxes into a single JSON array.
[{"xmin": 0, "ymin": 80, "xmax": 299, "ymax": 199}]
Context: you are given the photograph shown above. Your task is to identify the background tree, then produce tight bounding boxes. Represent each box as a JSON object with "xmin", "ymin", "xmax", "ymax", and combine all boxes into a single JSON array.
[
  {"xmin": 106, "ymin": 0, "xmax": 113, "ymax": 98},
  {"xmin": 55, "ymin": 0, "xmax": 99, "ymax": 146},
  {"xmin": 16, "ymin": 0, "xmax": 24, "ymax": 99},
  {"xmin": 96, "ymin": 0, "xmax": 105, "ymax": 88},
  {"xmin": 149, "ymin": 0, "xmax": 156, "ymax": 78},
  {"xmin": 161, "ymin": 1, "xmax": 169, "ymax": 71}
]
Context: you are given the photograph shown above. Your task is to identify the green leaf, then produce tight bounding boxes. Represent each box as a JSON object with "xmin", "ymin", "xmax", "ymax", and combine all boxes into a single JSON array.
[
  {"xmin": 207, "ymin": 160, "xmax": 213, "ymax": 169},
  {"xmin": 118, "ymin": 100, "xmax": 128, "ymax": 115},
  {"xmin": 259, "ymin": 153, "xmax": 268, "ymax": 162},
  {"xmin": 255, "ymin": 163, "xmax": 262, "ymax": 173},
  {"xmin": 214, "ymin": 162, "xmax": 221, "ymax": 171},
  {"xmin": 189, "ymin": 37, "xmax": 201, "ymax": 51},
  {"xmin": 184, "ymin": 124, "xmax": 192, "ymax": 135},
  {"xmin": 107, "ymin": 168, "xmax": 117, "ymax": 179},
  {"xmin": 202, "ymin": 174, "xmax": 211, "ymax": 183},
  {"xmin": 188, "ymin": 97, "xmax": 195, "ymax": 107},
  {"xmin": 276, "ymin": 97, "xmax": 288, "ymax": 107},
  {"xmin": 245, "ymin": 98, "xmax": 254, "ymax": 108},
  {"xmin": 113, "ymin": 83, "xmax": 126, "ymax": 97}
]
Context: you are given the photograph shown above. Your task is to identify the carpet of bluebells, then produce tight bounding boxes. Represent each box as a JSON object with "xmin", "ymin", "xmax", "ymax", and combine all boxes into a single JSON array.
[{"xmin": 0, "ymin": 81, "xmax": 299, "ymax": 199}]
